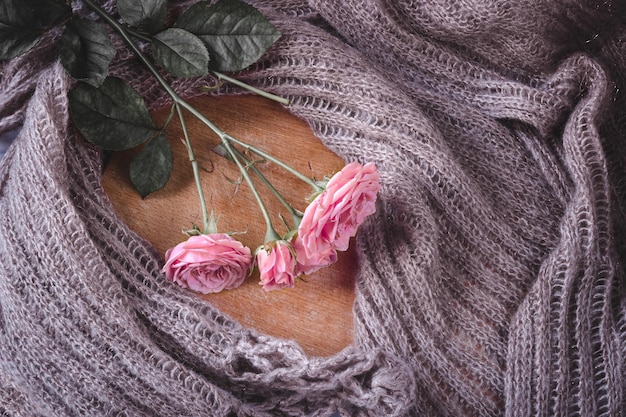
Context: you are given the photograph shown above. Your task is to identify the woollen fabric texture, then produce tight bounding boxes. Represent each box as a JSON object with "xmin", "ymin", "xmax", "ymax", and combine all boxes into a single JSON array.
[{"xmin": 1, "ymin": 0, "xmax": 626, "ymax": 416}]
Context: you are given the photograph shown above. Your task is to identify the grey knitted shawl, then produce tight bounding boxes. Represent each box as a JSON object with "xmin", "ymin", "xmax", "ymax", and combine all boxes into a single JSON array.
[{"xmin": 1, "ymin": 0, "xmax": 626, "ymax": 416}]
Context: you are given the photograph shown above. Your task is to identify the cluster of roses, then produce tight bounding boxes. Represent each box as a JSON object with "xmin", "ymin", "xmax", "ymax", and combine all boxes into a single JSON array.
[{"xmin": 161, "ymin": 162, "xmax": 380, "ymax": 292}]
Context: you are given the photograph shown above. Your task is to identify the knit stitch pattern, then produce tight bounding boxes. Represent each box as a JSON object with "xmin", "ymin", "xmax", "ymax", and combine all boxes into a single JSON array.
[{"xmin": 1, "ymin": 1, "xmax": 625, "ymax": 416}]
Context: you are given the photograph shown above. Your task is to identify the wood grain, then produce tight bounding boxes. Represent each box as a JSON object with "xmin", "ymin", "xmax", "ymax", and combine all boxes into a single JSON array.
[{"xmin": 102, "ymin": 95, "xmax": 356, "ymax": 357}]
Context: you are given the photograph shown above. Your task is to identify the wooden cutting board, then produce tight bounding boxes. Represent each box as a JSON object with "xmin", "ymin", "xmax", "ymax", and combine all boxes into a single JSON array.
[{"xmin": 102, "ymin": 94, "xmax": 356, "ymax": 357}]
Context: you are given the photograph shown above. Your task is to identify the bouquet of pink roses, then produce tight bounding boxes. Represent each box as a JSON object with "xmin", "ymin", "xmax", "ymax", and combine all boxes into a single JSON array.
[{"xmin": 162, "ymin": 158, "xmax": 380, "ymax": 292}]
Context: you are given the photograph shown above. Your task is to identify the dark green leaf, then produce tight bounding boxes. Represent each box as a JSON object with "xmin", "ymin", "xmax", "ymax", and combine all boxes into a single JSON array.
[
  {"xmin": 130, "ymin": 133, "xmax": 172, "ymax": 197},
  {"xmin": 59, "ymin": 19, "xmax": 116, "ymax": 87},
  {"xmin": 69, "ymin": 76, "xmax": 158, "ymax": 151},
  {"xmin": 175, "ymin": 0, "xmax": 281, "ymax": 72},
  {"xmin": 0, "ymin": 0, "xmax": 33, "ymax": 28},
  {"xmin": 117, "ymin": 0, "xmax": 167, "ymax": 33},
  {"xmin": 32, "ymin": 0, "xmax": 71, "ymax": 28},
  {"xmin": 0, "ymin": 0, "xmax": 71, "ymax": 60},
  {"xmin": 152, "ymin": 28, "xmax": 209, "ymax": 78},
  {"xmin": 0, "ymin": 25, "xmax": 41, "ymax": 60}
]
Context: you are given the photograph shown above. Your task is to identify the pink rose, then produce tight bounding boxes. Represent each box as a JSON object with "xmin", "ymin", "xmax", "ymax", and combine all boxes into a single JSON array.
[
  {"xmin": 295, "ymin": 162, "xmax": 380, "ymax": 274},
  {"xmin": 292, "ymin": 236, "xmax": 337, "ymax": 275},
  {"xmin": 162, "ymin": 234, "xmax": 252, "ymax": 294},
  {"xmin": 257, "ymin": 241, "xmax": 297, "ymax": 291}
]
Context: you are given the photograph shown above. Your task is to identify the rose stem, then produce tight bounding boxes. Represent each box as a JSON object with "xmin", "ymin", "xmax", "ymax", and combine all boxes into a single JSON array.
[
  {"xmin": 220, "ymin": 138, "xmax": 281, "ymax": 243},
  {"xmin": 229, "ymin": 145, "xmax": 303, "ymax": 230},
  {"xmin": 212, "ymin": 71, "xmax": 289, "ymax": 106},
  {"xmin": 175, "ymin": 103, "xmax": 210, "ymax": 232},
  {"xmin": 224, "ymin": 134, "xmax": 323, "ymax": 193}
]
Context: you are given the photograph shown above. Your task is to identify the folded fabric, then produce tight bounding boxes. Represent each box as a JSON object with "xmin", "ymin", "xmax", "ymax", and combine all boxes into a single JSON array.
[{"xmin": 1, "ymin": 1, "xmax": 625, "ymax": 416}]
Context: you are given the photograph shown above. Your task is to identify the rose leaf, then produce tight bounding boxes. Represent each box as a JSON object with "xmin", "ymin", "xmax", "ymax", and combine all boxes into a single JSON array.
[
  {"xmin": 130, "ymin": 132, "xmax": 173, "ymax": 198},
  {"xmin": 174, "ymin": 0, "xmax": 281, "ymax": 72},
  {"xmin": 117, "ymin": 0, "xmax": 167, "ymax": 34},
  {"xmin": 0, "ymin": 0, "xmax": 72, "ymax": 60},
  {"xmin": 152, "ymin": 28, "xmax": 210, "ymax": 78},
  {"xmin": 59, "ymin": 18, "xmax": 116, "ymax": 87},
  {"xmin": 68, "ymin": 76, "xmax": 158, "ymax": 151}
]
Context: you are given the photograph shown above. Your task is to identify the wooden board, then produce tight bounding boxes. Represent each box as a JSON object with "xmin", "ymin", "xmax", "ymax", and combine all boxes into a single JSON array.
[{"xmin": 102, "ymin": 95, "xmax": 356, "ymax": 357}]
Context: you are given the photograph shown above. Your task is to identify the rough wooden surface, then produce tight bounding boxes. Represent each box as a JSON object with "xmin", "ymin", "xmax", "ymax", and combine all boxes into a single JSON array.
[{"xmin": 102, "ymin": 95, "xmax": 356, "ymax": 357}]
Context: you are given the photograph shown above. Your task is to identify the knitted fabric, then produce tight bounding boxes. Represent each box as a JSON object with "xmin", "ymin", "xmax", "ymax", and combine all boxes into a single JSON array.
[{"xmin": 1, "ymin": 0, "xmax": 626, "ymax": 416}]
